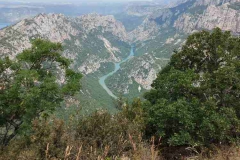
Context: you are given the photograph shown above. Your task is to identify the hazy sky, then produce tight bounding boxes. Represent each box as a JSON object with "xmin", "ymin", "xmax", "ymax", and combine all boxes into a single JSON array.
[{"xmin": 6, "ymin": 0, "xmax": 153, "ymax": 3}]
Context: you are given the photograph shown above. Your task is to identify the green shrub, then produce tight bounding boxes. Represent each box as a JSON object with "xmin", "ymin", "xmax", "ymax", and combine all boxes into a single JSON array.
[
  {"xmin": 0, "ymin": 39, "xmax": 82, "ymax": 146},
  {"xmin": 144, "ymin": 28, "xmax": 240, "ymax": 146},
  {"xmin": 0, "ymin": 100, "xmax": 155, "ymax": 159}
]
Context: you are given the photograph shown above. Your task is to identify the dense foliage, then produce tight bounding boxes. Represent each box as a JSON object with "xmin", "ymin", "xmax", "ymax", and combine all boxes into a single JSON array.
[
  {"xmin": 0, "ymin": 100, "xmax": 160, "ymax": 160},
  {"xmin": 0, "ymin": 39, "xmax": 82, "ymax": 146},
  {"xmin": 144, "ymin": 28, "xmax": 240, "ymax": 146}
]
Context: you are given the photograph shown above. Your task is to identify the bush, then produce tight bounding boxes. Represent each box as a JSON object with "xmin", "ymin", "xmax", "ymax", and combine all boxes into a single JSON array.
[
  {"xmin": 0, "ymin": 100, "xmax": 162, "ymax": 159},
  {"xmin": 0, "ymin": 39, "xmax": 82, "ymax": 146},
  {"xmin": 144, "ymin": 28, "xmax": 240, "ymax": 146}
]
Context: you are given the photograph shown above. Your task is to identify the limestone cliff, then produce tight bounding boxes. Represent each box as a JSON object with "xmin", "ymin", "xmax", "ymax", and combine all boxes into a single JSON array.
[
  {"xmin": 1, "ymin": 0, "xmax": 240, "ymax": 100},
  {"xmin": 106, "ymin": 54, "xmax": 169, "ymax": 96},
  {"xmin": 174, "ymin": 2, "xmax": 240, "ymax": 33},
  {"xmin": 0, "ymin": 13, "xmax": 129, "ymax": 75}
]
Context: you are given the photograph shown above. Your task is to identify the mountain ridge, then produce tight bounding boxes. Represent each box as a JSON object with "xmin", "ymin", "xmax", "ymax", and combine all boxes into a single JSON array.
[
  {"xmin": 106, "ymin": 0, "xmax": 240, "ymax": 99},
  {"xmin": 0, "ymin": 12, "xmax": 132, "ymax": 111},
  {"xmin": 1, "ymin": 0, "xmax": 240, "ymax": 108}
]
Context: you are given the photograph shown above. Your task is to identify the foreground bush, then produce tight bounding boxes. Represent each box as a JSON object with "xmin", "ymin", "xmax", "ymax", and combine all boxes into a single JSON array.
[
  {"xmin": 0, "ymin": 39, "xmax": 82, "ymax": 146},
  {"xmin": 0, "ymin": 100, "xmax": 162, "ymax": 159},
  {"xmin": 144, "ymin": 28, "xmax": 240, "ymax": 146}
]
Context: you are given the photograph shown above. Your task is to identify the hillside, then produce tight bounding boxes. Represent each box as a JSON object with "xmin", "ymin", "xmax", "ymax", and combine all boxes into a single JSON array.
[
  {"xmin": 108, "ymin": 0, "xmax": 240, "ymax": 99},
  {"xmin": 0, "ymin": 0, "xmax": 240, "ymax": 110},
  {"xmin": 1, "ymin": 1, "xmax": 240, "ymax": 159},
  {"xmin": 1, "ymin": 27, "xmax": 240, "ymax": 160},
  {"xmin": 0, "ymin": 13, "xmax": 130, "ymax": 112}
]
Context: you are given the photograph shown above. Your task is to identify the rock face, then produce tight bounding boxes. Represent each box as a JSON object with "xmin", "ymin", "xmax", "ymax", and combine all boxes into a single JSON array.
[
  {"xmin": 114, "ymin": 0, "xmax": 240, "ymax": 96},
  {"xmin": 124, "ymin": 55, "xmax": 160, "ymax": 90},
  {"xmin": 77, "ymin": 13, "xmax": 128, "ymax": 42},
  {"xmin": 130, "ymin": 0, "xmax": 240, "ymax": 43},
  {"xmin": 12, "ymin": 14, "xmax": 79, "ymax": 43},
  {"xmin": 106, "ymin": 54, "xmax": 169, "ymax": 96},
  {"xmin": 0, "ymin": 13, "xmax": 129, "ymax": 75},
  {"xmin": 1, "ymin": 0, "xmax": 240, "ymax": 100},
  {"xmin": 128, "ymin": 18, "xmax": 160, "ymax": 42},
  {"xmin": 197, "ymin": 4, "xmax": 240, "ymax": 33},
  {"xmin": 0, "ymin": 14, "xmax": 79, "ymax": 59},
  {"xmin": 0, "ymin": 13, "xmax": 132, "ymax": 109},
  {"xmin": 174, "ymin": 3, "xmax": 240, "ymax": 33},
  {"xmin": 194, "ymin": 0, "xmax": 239, "ymax": 6}
]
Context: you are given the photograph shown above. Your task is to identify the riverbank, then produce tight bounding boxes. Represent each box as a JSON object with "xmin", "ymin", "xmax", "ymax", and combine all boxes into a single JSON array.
[{"xmin": 99, "ymin": 46, "xmax": 134, "ymax": 99}]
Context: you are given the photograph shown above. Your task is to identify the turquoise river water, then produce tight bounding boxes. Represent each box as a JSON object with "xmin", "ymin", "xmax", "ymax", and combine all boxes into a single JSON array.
[
  {"xmin": 99, "ymin": 46, "xmax": 134, "ymax": 99},
  {"xmin": 0, "ymin": 22, "xmax": 134, "ymax": 100}
]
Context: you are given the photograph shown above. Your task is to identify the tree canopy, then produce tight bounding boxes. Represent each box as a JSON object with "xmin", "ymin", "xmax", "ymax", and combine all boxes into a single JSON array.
[
  {"xmin": 0, "ymin": 39, "xmax": 82, "ymax": 145},
  {"xmin": 144, "ymin": 28, "xmax": 240, "ymax": 146}
]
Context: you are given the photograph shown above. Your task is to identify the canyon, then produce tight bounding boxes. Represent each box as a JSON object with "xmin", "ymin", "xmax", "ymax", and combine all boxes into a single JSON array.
[{"xmin": 0, "ymin": 0, "xmax": 240, "ymax": 110}]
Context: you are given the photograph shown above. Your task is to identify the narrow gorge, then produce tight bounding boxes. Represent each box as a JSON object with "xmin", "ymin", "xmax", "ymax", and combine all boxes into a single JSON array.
[
  {"xmin": 0, "ymin": 0, "xmax": 240, "ymax": 111},
  {"xmin": 99, "ymin": 46, "xmax": 134, "ymax": 99}
]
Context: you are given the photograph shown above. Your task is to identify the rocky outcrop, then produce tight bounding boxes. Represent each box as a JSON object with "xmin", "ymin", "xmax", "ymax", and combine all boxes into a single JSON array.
[
  {"xmin": 128, "ymin": 18, "xmax": 160, "ymax": 42},
  {"xmin": 174, "ymin": 13, "xmax": 198, "ymax": 33},
  {"xmin": 194, "ymin": 0, "xmax": 240, "ymax": 6},
  {"xmin": 128, "ymin": 0, "xmax": 240, "ymax": 36},
  {"xmin": 98, "ymin": 36, "xmax": 120, "ymax": 62},
  {"xmin": 78, "ymin": 55, "xmax": 104, "ymax": 74},
  {"xmin": 174, "ymin": 3, "xmax": 240, "ymax": 33},
  {"xmin": 197, "ymin": 4, "xmax": 240, "ymax": 33},
  {"xmin": 128, "ymin": 8, "xmax": 174, "ymax": 42},
  {"xmin": 1, "ymin": 0, "xmax": 240, "ymax": 98},
  {"xmin": 124, "ymin": 54, "xmax": 158, "ymax": 90},
  {"xmin": 13, "ymin": 14, "xmax": 79, "ymax": 43},
  {"xmin": 0, "ymin": 13, "xmax": 129, "ymax": 75},
  {"xmin": 106, "ymin": 54, "xmax": 169, "ymax": 94},
  {"xmin": 76, "ymin": 13, "xmax": 128, "ymax": 42},
  {"xmin": 0, "ymin": 14, "xmax": 79, "ymax": 59}
]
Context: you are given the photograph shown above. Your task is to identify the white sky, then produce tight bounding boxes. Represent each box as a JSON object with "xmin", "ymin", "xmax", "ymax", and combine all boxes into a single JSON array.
[{"xmin": 3, "ymin": 0, "xmax": 153, "ymax": 3}]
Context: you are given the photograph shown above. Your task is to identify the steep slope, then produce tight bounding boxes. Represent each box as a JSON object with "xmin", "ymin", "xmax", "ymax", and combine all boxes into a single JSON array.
[
  {"xmin": 0, "ymin": 13, "xmax": 130, "ymax": 112},
  {"xmin": 105, "ymin": 54, "xmax": 169, "ymax": 99},
  {"xmin": 129, "ymin": 0, "xmax": 240, "ymax": 43},
  {"xmin": 0, "ymin": 14, "xmax": 78, "ymax": 59},
  {"xmin": 106, "ymin": 0, "xmax": 240, "ymax": 98},
  {"xmin": 174, "ymin": 1, "xmax": 240, "ymax": 33},
  {"xmin": 1, "ymin": 0, "xmax": 240, "ymax": 109}
]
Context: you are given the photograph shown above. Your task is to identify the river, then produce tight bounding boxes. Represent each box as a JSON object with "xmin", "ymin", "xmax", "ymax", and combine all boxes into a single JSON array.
[{"xmin": 99, "ymin": 46, "xmax": 134, "ymax": 99}]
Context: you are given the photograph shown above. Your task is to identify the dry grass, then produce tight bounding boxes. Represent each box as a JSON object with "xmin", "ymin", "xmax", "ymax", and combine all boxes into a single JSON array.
[
  {"xmin": 0, "ymin": 110, "xmax": 239, "ymax": 160},
  {"xmin": 206, "ymin": 146, "xmax": 240, "ymax": 160},
  {"xmin": 185, "ymin": 145, "xmax": 240, "ymax": 160},
  {"xmin": 38, "ymin": 135, "xmax": 162, "ymax": 160}
]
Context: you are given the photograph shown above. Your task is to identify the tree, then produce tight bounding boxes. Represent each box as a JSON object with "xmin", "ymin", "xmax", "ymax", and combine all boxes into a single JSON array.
[
  {"xmin": 144, "ymin": 28, "xmax": 240, "ymax": 146},
  {"xmin": 0, "ymin": 39, "xmax": 82, "ymax": 146}
]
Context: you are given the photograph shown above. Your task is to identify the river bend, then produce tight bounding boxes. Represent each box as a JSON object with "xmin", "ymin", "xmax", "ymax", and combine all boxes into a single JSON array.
[{"xmin": 99, "ymin": 46, "xmax": 134, "ymax": 99}]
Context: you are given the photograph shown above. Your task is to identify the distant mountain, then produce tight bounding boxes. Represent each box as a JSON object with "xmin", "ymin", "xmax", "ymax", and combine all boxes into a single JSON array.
[
  {"xmin": 154, "ymin": 0, "xmax": 189, "ymax": 6},
  {"xmin": 154, "ymin": 0, "xmax": 180, "ymax": 5},
  {"xmin": 1, "ymin": 0, "xmax": 240, "ymax": 109},
  {"xmin": 0, "ymin": 13, "xmax": 130, "ymax": 111},
  {"xmin": 0, "ymin": 2, "xmax": 126, "ymax": 23},
  {"xmin": 0, "ymin": 5, "xmax": 44, "ymax": 23},
  {"xmin": 106, "ymin": 0, "xmax": 240, "ymax": 99}
]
